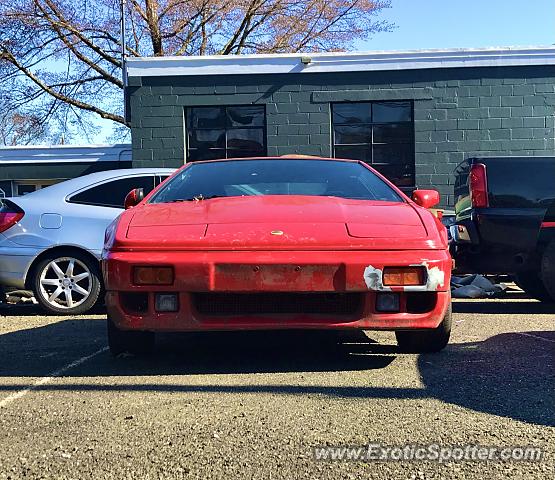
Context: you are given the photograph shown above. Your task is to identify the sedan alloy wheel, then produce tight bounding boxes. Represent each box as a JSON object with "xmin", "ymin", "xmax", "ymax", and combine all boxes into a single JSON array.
[{"xmin": 33, "ymin": 253, "xmax": 101, "ymax": 314}]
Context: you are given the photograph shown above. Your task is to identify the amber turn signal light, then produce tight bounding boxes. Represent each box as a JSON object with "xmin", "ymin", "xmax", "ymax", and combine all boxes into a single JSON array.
[
  {"xmin": 383, "ymin": 267, "xmax": 426, "ymax": 286},
  {"xmin": 133, "ymin": 266, "xmax": 174, "ymax": 285}
]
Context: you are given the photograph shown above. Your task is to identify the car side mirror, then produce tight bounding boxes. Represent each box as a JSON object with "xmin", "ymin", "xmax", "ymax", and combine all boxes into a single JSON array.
[
  {"xmin": 412, "ymin": 189, "xmax": 440, "ymax": 209},
  {"xmin": 124, "ymin": 188, "xmax": 144, "ymax": 209}
]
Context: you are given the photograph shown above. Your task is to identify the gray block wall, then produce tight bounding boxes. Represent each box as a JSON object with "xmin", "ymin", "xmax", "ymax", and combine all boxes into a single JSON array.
[{"xmin": 127, "ymin": 65, "xmax": 555, "ymax": 206}]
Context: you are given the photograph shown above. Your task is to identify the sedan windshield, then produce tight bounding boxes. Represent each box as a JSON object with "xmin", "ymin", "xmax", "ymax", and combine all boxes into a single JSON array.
[{"xmin": 150, "ymin": 159, "xmax": 403, "ymax": 204}]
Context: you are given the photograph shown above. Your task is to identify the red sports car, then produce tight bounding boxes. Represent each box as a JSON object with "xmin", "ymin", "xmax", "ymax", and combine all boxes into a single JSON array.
[{"xmin": 102, "ymin": 157, "xmax": 452, "ymax": 355}]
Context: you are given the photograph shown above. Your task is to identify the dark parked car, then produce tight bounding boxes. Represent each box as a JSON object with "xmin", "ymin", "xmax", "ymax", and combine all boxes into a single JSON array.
[{"xmin": 451, "ymin": 156, "xmax": 555, "ymax": 302}]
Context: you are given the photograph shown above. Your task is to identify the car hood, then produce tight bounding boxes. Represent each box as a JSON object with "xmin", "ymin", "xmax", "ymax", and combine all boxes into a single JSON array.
[
  {"xmin": 132, "ymin": 195, "xmax": 422, "ymax": 225},
  {"xmin": 118, "ymin": 195, "xmax": 442, "ymax": 251}
]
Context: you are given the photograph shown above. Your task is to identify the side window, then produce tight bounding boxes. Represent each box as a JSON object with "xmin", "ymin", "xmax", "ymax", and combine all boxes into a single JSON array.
[{"xmin": 69, "ymin": 176, "xmax": 155, "ymax": 208}]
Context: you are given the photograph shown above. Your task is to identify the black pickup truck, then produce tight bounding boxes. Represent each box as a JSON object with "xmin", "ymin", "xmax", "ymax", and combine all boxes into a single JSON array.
[{"xmin": 451, "ymin": 156, "xmax": 555, "ymax": 302}]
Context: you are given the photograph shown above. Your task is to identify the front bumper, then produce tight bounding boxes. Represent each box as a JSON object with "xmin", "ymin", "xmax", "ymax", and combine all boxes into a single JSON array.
[{"xmin": 104, "ymin": 249, "xmax": 452, "ymax": 332}]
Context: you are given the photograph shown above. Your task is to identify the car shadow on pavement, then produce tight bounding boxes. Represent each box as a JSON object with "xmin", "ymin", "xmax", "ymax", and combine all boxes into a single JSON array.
[
  {"xmin": 77, "ymin": 329, "xmax": 555, "ymax": 427},
  {"xmin": 0, "ymin": 303, "xmax": 108, "ymax": 317},
  {"xmin": 121, "ymin": 329, "xmax": 399, "ymax": 375},
  {"xmin": 1, "ymin": 304, "xmax": 553, "ymax": 427},
  {"xmin": 418, "ymin": 330, "xmax": 555, "ymax": 427},
  {"xmin": 0, "ymin": 316, "xmax": 397, "ymax": 378},
  {"xmin": 0, "ymin": 303, "xmax": 47, "ymax": 317}
]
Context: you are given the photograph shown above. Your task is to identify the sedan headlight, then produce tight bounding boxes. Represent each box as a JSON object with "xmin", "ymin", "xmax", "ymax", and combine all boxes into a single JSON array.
[{"xmin": 103, "ymin": 217, "xmax": 119, "ymax": 254}]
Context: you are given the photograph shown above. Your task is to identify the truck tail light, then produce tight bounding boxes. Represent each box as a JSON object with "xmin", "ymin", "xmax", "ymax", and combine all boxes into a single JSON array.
[
  {"xmin": 383, "ymin": 267, "xmax": 426, "ymax": 286},
  {"xmin": 0, "ymin": 200, "xmax": 24, "ymax": 234},
  {"xmin": 133, "ymin": 266, "xmax": 174, "ymax": 285},
  {"xmin": 469, "ymin": 163, "xmax": 489, "ymax": 208}
]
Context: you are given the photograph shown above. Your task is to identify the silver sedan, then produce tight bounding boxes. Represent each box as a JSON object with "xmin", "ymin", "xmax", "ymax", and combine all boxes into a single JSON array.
[{"xmin": 0, "ymin": 168, "xmax": 175, "ymax": 314}]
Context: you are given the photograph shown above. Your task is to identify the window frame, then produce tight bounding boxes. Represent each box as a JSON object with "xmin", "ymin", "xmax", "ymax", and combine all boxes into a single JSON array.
[
  {"xmin": 155, "ymin": 174, "xmax": 171, "ymax": 187},
  {"xmin": 185, "ymin": 105, "xmax": 267, "ymax": 161},
  {"xmin": 331, "ymin": 100, "xmax": 415, "ymax": 188}
]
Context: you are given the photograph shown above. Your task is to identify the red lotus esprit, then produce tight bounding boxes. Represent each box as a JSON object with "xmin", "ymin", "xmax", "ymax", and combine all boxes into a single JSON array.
[{"xmin": 102, "ymin": 157, "xmax": 452, "ymax": 355}]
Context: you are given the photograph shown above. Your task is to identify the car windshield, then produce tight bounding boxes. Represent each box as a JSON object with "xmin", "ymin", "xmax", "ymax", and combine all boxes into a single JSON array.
[{"xmin": 150, "ymin": 159, "xmax": 404, "ymax": 204}]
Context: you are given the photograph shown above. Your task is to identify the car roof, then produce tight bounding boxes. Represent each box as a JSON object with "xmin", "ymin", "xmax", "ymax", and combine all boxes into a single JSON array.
[
  {"xmin": 9, "ymin": 168, "xmax": 176, "ymax": 201},
  {"xmin": 185, "ymin": 156, "xmax": 360, "ymax": 165}
]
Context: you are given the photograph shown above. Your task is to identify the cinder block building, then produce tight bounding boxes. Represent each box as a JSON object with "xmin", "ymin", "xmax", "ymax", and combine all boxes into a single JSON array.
[{"xmin": 125, "ymin": 47, "xmax": 555, "ymax": 206}]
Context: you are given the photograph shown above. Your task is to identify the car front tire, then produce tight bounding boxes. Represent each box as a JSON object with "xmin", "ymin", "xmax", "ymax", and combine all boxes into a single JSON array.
[
  {"xmin": 33, "ymin": 252, "xmax": 101, "ymax": 315},
  {"xmin": 395, "ymin": 304, "xmax": 452, "ymax": 353},
  {"xmin": 107, "ymin": 315, "xmax": 155, "ymax": 356}
]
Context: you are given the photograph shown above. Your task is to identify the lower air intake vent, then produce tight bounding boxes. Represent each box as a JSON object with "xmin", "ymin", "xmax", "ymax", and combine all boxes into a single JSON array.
[{"xmin": 193, "ymin": 292, "xmax": 363, "ymax": 316}]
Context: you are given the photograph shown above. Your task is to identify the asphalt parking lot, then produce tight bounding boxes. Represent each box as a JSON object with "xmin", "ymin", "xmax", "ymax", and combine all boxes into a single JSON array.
[{"xmin": 0, "ymin": 291, "xmax": 553, "ymax": 480}]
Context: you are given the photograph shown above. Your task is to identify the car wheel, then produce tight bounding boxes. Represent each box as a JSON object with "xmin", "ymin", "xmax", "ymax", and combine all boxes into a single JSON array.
[
  {"xmin": 540, "ymin": 241, "xmax": 555, "ymax": 303},
  {"xmin": 33, "ymin": 252, "xmax": 101, "ymax": 315},
  {"xmin": 514, "ymin": 270, "xmax": 552, "ymax": 302},
  {"xmin": 395, "ymin": 304, "xmax": 452, "ymax": 353},
  {"xmin": 107, "ymin": 315, "xmax": 155, "ymax": 356}
]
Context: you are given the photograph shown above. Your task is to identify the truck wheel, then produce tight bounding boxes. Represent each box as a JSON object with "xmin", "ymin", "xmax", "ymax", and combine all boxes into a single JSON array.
[
  {"xmin": 33, "ymin": 252, "xmax": 101, "ymax": 315},
  {"xmin": 514, "ymin": 270, "xmax": 552, "ymax": 302},
  {"xmin": 540, "ymin": 241, "xmax": 555, "ymax": 303},
  {"xmin": 107, "ymin": 315, "xmax": 155, "ymax": 356},
  {"xmin": 395, "ymin": 304, "xmax": 452, "ymax": 353}
]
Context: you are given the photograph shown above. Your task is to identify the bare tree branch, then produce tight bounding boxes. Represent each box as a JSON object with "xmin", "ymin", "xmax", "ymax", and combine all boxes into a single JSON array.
[
  {"xmin": 0, "ymin": 0, "xmax": 393, "ymax": 142},
  {"xmin": 145, "ymin": 0, "xmax": 163, "ymax": 55},
  {"xmin": 1, "ymin": 49, "xmax": 124, "ymax": 123},
  {"xmin": 34, "ymin": 1, "xmax": 123, "ymax": 87},
  {"xmin": 41, "ymin": 0, "xmax": 122, "ymax": 68}
]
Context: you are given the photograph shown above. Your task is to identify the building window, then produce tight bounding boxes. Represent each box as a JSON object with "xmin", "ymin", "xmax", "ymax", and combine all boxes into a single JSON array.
[
  {"xmin": 14, "ymin": 180, "xmax": 61, "ymax": 196},
  {"xmin": 332, "ymin": 101, "xmax": 414, "ymax": 187},
  {"xmin": 186, "ymin": 105, "xmax": 266, "ymax": 161}
]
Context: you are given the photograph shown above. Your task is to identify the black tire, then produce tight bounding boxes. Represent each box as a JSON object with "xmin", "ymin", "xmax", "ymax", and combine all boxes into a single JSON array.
[
  {"xmin": 32, "ymin": 251, "xmax": 102, "ymax": 315},
  {"xmin": 107, "ymin": 315, "xmax": 155, "ymax": 356},
  {"xmin": 514, "ymin": 270, "xmax": 552, "ymax": 302},
  {"xmin": 540, "ymin": 241, "xmax": 555, "ymax": 303},
  {"xmin": 396, "ymin": 304, "xmax": 452, "ymax": 353}
]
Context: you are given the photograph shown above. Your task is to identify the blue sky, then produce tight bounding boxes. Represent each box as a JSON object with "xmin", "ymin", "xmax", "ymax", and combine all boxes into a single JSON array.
[
  {"xmin": 88, "ymin": 0, "xmax": 555, "ymax": 143},
  {"xmin": 359, "ymin": 0, "xmax": 555, "ymax": 51}
]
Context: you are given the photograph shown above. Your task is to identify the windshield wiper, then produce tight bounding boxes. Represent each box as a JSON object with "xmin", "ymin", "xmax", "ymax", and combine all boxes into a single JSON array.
[
  {"xmin": 199, "ymin": 195, "xmax": 225, "ymax": 200},
  {"xmin": 165, "ymin": 195, "xmax": 225, "ymax": 203},
  {"xmin": 189, "ymin": 194, "xmax": 227, "ymax": 201}
]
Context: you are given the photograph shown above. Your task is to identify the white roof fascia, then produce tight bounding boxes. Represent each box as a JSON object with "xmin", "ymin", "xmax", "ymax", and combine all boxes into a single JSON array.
[
  {"xmin": 125, "ymin": 46, "xmax": 555, "ymax": 78},
  {"xmin": 0, "ymin": 144, "xmax": 132, "ymax": 164}
]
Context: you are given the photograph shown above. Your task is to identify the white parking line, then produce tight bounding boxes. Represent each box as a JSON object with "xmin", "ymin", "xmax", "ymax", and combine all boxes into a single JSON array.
[
  {"xmin": 517, "ymin": 333, "xmax": 555, "ymax": 344},
  {"xmin": 0, "ymin": 347, "xmax": 108, "ymax": 408}
]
